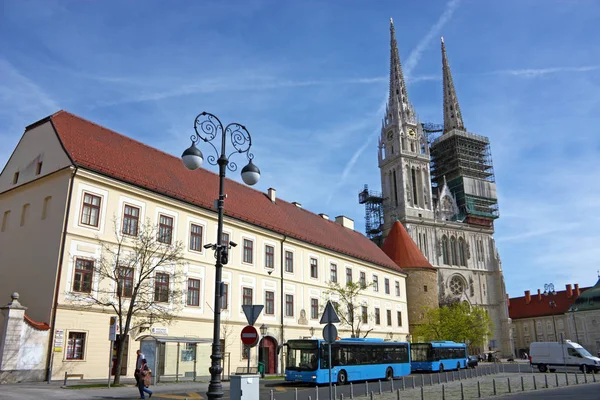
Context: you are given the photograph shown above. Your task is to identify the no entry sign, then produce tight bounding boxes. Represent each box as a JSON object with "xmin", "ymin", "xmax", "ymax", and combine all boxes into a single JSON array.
[{"xmin": 241, "ymin": 325, "xmax": 259, "ymax": 347}]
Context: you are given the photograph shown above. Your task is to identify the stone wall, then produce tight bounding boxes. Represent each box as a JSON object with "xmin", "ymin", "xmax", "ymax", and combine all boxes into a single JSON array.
[
  {"xmin": 406, "ymin": 268, "xmax": 439, "ymax": 335},
  {"xmin": 0, "ymin": 293, "xmax": 50, "ymax": 383}
]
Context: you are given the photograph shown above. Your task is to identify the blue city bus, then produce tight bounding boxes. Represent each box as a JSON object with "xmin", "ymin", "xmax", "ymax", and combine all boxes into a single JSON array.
[
  {"xmin": 284, "ymin": 338, "xmax": 411, "ymax": 385},
  {"xmin": 410, "ymin": 341, "xmax": 467, "ymax": 372}
]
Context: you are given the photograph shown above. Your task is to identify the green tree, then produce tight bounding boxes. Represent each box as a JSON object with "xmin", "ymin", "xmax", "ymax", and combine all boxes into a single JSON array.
[
  {"xmin": 412, "ymin": 301, "xmax": 493, "ymax": 353},
  {"xmin": 323, "ymin": 281, "xmax": 374, "ymax": 338}
]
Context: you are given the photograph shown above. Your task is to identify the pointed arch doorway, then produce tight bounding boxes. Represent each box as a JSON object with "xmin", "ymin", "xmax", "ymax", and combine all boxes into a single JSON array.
[{"xmin": 258, "ymin": 336, "xmax": 278, "ymax": 374}]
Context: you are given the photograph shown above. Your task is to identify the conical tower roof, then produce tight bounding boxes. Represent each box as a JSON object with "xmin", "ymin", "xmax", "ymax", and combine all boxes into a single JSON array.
[
  {"xmin": 381, "ymin": 221, "xmax": 435, "ymax": 270},
  {"xmin": 441, "ymin": 37, "xmax": 465, "ymax": 134},
  {"xmin": 573, "ymin": 277, "xmax": 600, "ymax": 311}
]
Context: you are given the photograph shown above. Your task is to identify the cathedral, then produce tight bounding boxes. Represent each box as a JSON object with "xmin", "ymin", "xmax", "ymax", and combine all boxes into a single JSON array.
[{"xmin": 368, "ymin": 19, "xmax": 513, "ymax": 356}]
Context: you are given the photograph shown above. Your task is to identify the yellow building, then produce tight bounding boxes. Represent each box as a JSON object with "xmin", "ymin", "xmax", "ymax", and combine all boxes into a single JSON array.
[{"xmin": 0, "ymin": 110, "xmax": 409, "ymax": 380}]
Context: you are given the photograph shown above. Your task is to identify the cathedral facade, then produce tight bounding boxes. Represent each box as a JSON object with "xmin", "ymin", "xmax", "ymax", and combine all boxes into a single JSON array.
[{"xmin": 376, "ymin": 20, "xmax": 513, "ymax": 356}]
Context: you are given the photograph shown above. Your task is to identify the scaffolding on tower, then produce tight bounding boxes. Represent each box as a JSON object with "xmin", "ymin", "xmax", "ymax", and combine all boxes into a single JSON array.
[{"xmin": 358, "ymin": 184, "xmax": 385, "ymax": 246}]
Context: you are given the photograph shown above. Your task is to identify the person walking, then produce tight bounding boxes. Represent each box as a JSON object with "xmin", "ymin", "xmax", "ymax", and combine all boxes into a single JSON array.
[
  {"xmin": 137, "ymin": 358, "xmax": 152, "ymax": 399},
  {"xmin": 134, "ymin": 349, "xmax": 145, "ymax": 385}
]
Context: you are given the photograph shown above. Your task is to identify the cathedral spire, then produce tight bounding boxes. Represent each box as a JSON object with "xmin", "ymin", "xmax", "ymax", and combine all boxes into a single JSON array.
[
  {"xmin": 388, "ymin": 18, "xmax": 412, "ymax": 124},
  {"xmin": 441, "ymin": 37, "xmax": 465, "ymax": 134}
]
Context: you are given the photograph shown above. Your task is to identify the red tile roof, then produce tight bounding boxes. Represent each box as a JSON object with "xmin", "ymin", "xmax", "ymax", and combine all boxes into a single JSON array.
[
  {"xmin": 41, "ymin": 111, "xmax": 399, "ymax": 271},
  {"xmin": 381, "ymin": 221, "xmax": 435, "ymax": 270},
  {"xmin": 508, "ymin": 286, "xmax": 590, "ymax": 319}
]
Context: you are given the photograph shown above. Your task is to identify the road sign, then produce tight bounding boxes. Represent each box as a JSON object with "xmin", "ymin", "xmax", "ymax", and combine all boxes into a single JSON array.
[
  {"xmin": 323, "ymin": 323, "xmax": 338, "ymax": 344},
  {"xmin": 319, "ymin": 300, "xmax": 340, "ymax": 324},
  {"xmin": 241, "ymin": 325, "xmax": 259, "ymax": 347},
  {"xmin": 242, "ymin": 305, "xmax": 264, "ymax": 326},
  {"xmin": 109, "ymin": 317, "xmax": 118, "ymax": 341}
]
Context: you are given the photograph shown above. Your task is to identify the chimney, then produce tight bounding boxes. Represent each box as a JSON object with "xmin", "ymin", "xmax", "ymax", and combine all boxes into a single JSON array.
[
  {"xmin": 525, "ymin": 290, "xmax": 531, "ymax": 304},
  {"xmin": 319, "ymin": 213, "xmax": 329, "ymax": 220},
  {"xmin": 566, "ymin": 284, "xmax": 573, "ymax": 298},
  {"xmin": 335, "ymin": 215, "xmax": 354, "ymax": 230},
  {"xmin": 292, "ymin": 202, "xmax": 302, "ymax": 208},
  {"xmin": 267, "ymin": 188, "xmax": 276, "ymax": 203},
  {"xmin": 574, "ymin": 283, "xmax": 580, "ymax": 297},
  {"xmin": 537, "ymin": 289, "xmax": 542, "ymax": 301}
]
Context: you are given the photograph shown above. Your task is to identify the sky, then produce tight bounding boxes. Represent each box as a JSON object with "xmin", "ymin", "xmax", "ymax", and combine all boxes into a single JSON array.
[{"xmin": 1, "ymin": 0, "xmax": 599, "ymax": 298}]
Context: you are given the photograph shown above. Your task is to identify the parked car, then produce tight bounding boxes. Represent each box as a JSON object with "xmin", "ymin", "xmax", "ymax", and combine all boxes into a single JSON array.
[{"xmin": 467, "ymin": 355, "xmax": 479, "ymax": 368}]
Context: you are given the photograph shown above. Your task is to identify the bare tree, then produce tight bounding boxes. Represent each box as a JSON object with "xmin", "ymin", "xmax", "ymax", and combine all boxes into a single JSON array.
[
  {"xmin": 68, "ymin": 218, "xmax": 186, "ymax": 384},
  {"xmin": 323, "ymin": 281, "xmax": 374, "ymax": 338}
]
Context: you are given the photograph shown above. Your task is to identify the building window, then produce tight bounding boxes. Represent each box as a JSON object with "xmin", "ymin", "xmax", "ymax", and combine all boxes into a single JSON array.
[
  {"xmin": 154, "ymin": 273, "xmax": 170, "ymax": 302},
  {"xmin": 189, "ymin": 224, "xmax": 203, "ymax": 252},
  {"xmin": 242, "ymin": 344, "xmax": 251, "ymax": 360},
  {"xmin": 361, "ymin": 306, "xmax": 368, "ymax": 324},
  {"xmin": 424, "ymin": 285, "xmax": 428, "ymax": 292},
  {"xmin": 395, "ymin": 281, "xmax": 400, "ymax": 296},
  {"xmin": 122, "ymin": 205, "xmax": 140, "ymax": 236},
  {"xmin": 360, "ymin": 272, "xmax": 366, "ymax": 288},
  {"xmin": 285, "ymin": 251, "xmax": 294, "ymax": 273},
  {"xmin": 285, "ymin": 294, "xmax": 294, "ymax": 317},
  {"xmin": 458, "ymin": 237, "xmax": 467, "ymax": 266},
  {"xmin": 442, "ymin": 235, "xmax": 450, "ymax": 264},
  {"xmin": 187, "ymin": 278, "xmax": 201, "ymax": 306},
  {"xmin": 81, "ymin": 193, "xmax": 101, "ymax": 227},
  {"xmin": 221, "ymin": 283, "xmax": 229, "ymax": 310},
  {"xmin": 450, "ymin": 236, "xmax": 458, "ymax": 265},
  {"xmin": 117, "ymin": 267, "xmax": 134, "ymax": 298},
  {"xmin": 66, "ymin": 332, "xmax": 86, "ymax": 360},
  {"xmin": 375, "ymin": 308, "xmax": 381, "ymax": 325},
  {"xmin": 310, "ymin": 258, "xmax": 318, "ymax": 278},
  {"xmin": 477, "ymin": 239, "xmax": 484, "ymax": 262},
  {"xmin": 36, "ymin": 161, "xmax": 43, "ymax": 175},
  {"xmin": 397, "ymin": 311, "xmax": 403, "ymax": 326},
  {"xmin": 242, "ymin": 287, "xmax": 253, "ymax": 306},
  {"xmin": 386, "ymin": 309, "xmax": 392, "ymax": 326},
  {"xmin": 42, "ymin": 196, "xmax": 52, "ymax": 220},
  {"xmin": 20, "ymin": 203, "xmax": 29, "ymax": 226},
  {"xmin": 265, "ymin": 291, "xmax": 275, "ymax": 315},
  {"xmin": 1, "ymin": 210, "xmax": 10, "ymax": 232},
  {"xmin": 222, "ymin": 232, "xmax": 230, "ymax": 246},
  {"xmin": 73, "ymin": 258, "xmax": 94, "ymax": 293},
  {"xmin": 373, "ymin": 275, "xmax": 379, "ymax": 292},
  {"xmin": 12, "ymin": 172, "xmax": 19, "ymax": 184},
  {"xmin": 310, "ymin": 298, "xmax": 319, "ymax": 319},
  {"xmin": 384, "ymin": 278, "xmax": 390, "ymax": 294},
  {"xmin": 243, "ymin": 239, "xmax": 253, "ymax": 263},
  {"xmin": 265, "ymin": 245, "xmax": 275, "ymax": 269},
  {"xmin": 346, "ymin": 268, "xmax": 352, "ymax": 285},
  {"xmin": 330, "ymin": 263, "xmax": 337, "ymax": 283},
  {"xmin": 158, "ymin": 215, "xmax": 173, "ymax": 244}
]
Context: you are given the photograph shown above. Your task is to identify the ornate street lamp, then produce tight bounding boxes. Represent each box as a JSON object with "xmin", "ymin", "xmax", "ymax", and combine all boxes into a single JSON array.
[
  {"xmin": 182, "ymin": 112, "xmax": 260, "ymax": 400},
  {"xmin": 543, "ymin": 283, "xmax": 559, "ymax": 341}
]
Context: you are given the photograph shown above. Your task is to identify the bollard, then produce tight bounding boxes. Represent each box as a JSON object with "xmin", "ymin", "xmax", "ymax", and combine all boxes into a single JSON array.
[
  {"xmin": 458, "ymin": 369, "xmax": 462, "ymax": 381},
  {"xmin": 421, "ymin": 386, "xmax": 424, "ymax": 400},
  {"xmin": 565, "ymin": 372, "xmax": 569, "ymax": 386},
  {"xmin": 555, "ymin": 373, "xmax": 559, "ymax": 387},
  {"xmin": 412, "ymin": 377, "xmax": 415, "ymax": 389},
  {"xmin": 520, "ymin": 376, "xmax": 524, "ymax": 391},
  {"xmin": 508, "ymin": 377, "xmax": 511, "ymax": 393},
  {"xmin": 593, "ymin": 372, "xmax": 597, "ymax": 383},
  {"xmin": 461, "ymin": 382, "xmax": 464, "ymax": 400},
  {"xmin": 421, "ymin": 374, "xmax": 424, "ymax": 387},
  {"xmin": 366, "ymin": 381, "xmax": 369, "ymax": 396},
  {"xmin": 341, "ymin": 394, "xmax": 344, "ymax": 400},
  {"xmin": 544, "ymin": 374, "xmax": 548, "ymax": 389},
  {"xmin": 403, "ymin": 378, "xmax": 406, "ymax": 391},
  {"xmin": 391, "ymin": 378, "xmax": 394, "ymax": 392},
  {"xmin": 533, "ymin": 375, "xmax": 537, "ymax": 390},
  {"xmin": 379, "ymin": 380, "xmax": 382, "ymax": 394},
  {"xmin": 430, "ymin": 374, "xmax": 433, "ymax": 386},
  {"xmin": 442, "ymin": 384, "xmax": 445, "ymax": 400},
  {"xmin": 334, "ymin": 384, "xmax": 337, "ymax": 400},
  {"xmin": 584, "ymin": 370, "xmax": 587, "ymax": 384},
  {"xmin": 270, "ymin": 389, "xmax": 274, "ymax": 400},
  {"xmin": 575, "ymin": 373, "xmax": 579, "ymax": 385},
  {"xmin": 295, "ymin": 388, "xmax": 298, "ymax": 400},
  {"xmin": 315, "ymin": 386, "xmax": 319, "ymax": 400},
  {"xmin": 518, "ymin": 363, "xmax": 521, "ymax": 373},
  {"xmin": 397, "ymin": 388, "xmax": 400, "ymax": 400},
  {"xmin": 309, "ymin": 397, "xmax": 312, "ymax": 400},
  {"xmin": 445, "ymin": 371, "xmax": 448, "ymax": 383},
  {"xmin": 493, "ymin": 378, "xmax": 497, "ymax": 395},
  {"xmin": 370, "ymin": 392, "xmax": 374, "ymax": 400},
  {"xmin": 350, "ymin": 382, "xmax": 354, "ymax": 400}
]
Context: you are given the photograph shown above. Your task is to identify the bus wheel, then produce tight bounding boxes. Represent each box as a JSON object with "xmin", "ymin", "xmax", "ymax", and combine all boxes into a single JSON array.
[
  {"xmin": 538, "ymin": 364, "xmax": 547, "ymax": 373},
  {"xmin": 439, "ymin": 364, "xmax": 444, "ymax": 373},
  {"xmin": 386, "ymin": 367, "xmax": 394, "ymax": 381},
  {"xmin": 337, "ymin": 370, "xmax": 347, "ymax": 385}
]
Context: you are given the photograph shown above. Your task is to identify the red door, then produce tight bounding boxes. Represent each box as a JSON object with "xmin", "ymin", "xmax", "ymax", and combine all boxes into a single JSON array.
[{"xmin": 259, "ymin": 337, "xmax": 278, "ymax": 374}]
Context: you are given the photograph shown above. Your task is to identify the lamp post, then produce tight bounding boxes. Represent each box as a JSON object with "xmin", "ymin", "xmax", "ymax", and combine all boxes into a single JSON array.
[
  {"xmin": 568, "ymin": 307, "xmax": 579, "ymax": 343},
  {"xmin": 543, "ymin": 283, "xmax": 558, "ymax": 341},
  {"xmin": 182, "ymin": 112, "xmax": 260, "ymax": 400},
  {"xmin": 260, "ymin": 324, "xmax": 268, "ymax": 376}
]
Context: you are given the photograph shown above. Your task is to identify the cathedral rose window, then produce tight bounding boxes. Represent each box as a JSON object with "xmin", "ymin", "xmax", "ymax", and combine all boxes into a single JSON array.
[{"xmin": 449, "ymin": 276, "xmax": 464, "ymax": 296}]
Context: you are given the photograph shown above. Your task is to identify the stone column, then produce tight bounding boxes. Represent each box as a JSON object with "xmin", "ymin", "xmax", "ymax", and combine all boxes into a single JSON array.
[{"xmin": 0, "ymin": 293, "xmax": 28, "ymax": 372}]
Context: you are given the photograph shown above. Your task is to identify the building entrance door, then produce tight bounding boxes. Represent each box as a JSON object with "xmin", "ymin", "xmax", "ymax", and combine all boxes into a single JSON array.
[
  {"xmin": 111, "ymin": 335, "xmax": 129, "ymax": 376},
  {"xmin": 259, "ymin": 336, "xmax": 278, "ymax": 374}
]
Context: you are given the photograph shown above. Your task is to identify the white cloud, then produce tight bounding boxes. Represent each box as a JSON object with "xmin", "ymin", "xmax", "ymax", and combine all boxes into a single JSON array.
[{"xmin": 493, "ymin": 65, "xmax": 600, "ymax": 78}]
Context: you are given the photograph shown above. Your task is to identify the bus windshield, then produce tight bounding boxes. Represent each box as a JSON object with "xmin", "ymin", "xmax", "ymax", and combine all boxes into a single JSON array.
[{"xmin": 286, "ymin": 340, "xmax": 319, "ymax": 371}]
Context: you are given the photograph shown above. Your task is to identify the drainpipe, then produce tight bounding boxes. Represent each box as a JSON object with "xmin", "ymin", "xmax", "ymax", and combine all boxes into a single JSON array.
[
  {"xmin": 46, "ymin": 166, "xmax": 77, "ymax": 382},
  {"xmin": 279, "ymin": 235, "xmax": 287, "ymax": 375}
]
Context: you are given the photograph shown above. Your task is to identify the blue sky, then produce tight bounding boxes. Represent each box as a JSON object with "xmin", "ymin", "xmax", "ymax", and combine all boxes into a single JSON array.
[{"xmin": 1, "ymin": 0, "xmax": 599, "ymax": 297}]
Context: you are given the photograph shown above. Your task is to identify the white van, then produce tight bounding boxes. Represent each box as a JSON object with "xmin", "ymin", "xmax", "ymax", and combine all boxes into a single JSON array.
[{"xmin": 529, "ymin": 341, "xmax": 600, "ymax": 373}]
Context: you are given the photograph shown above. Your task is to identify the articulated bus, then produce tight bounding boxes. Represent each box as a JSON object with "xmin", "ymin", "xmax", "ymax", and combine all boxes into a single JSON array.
[
  {"xmin": 410, "ymin": 341, "xmax": 468, "ymax": 372},
  {"xmin": 284, "ymin": 338, "xmax": 411, "ymax": 385}
]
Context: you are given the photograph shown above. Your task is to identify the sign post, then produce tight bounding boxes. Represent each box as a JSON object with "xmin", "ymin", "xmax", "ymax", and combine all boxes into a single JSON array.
[
  {"xmin": 241, "ymin": 325, "xmax": 259, "ymax": 374},
  {"xmin": 108, "ymin": 317, "xmax": 118, "ymax": 388},
  {"xmin": 320, "ymin": 301, "xmax": 340, "ymax": 400}
]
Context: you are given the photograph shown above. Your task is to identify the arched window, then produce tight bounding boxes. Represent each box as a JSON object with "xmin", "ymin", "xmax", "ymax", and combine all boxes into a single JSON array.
[
  {"xmin": 450, "ymin": 236, "xmax": 458, "ymax": 265},
  {"xmin": 458, "ymin": 237, "xmax": 467, "ymax": 266},
  {"xmin": 441, "ymin": 235, "xmax": 449, "ymax": 264}
]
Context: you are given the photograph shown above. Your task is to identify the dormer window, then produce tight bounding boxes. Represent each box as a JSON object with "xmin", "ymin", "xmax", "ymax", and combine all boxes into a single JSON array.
[{"xmin": 12, "ymin": 172, "xmax": 19, "ymax": 184}]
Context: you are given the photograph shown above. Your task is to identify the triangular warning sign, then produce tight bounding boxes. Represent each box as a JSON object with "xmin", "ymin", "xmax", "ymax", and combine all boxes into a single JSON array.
[{"xmin": 319, "ymin": 300, "xmax": 340, "ymax": 324}]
